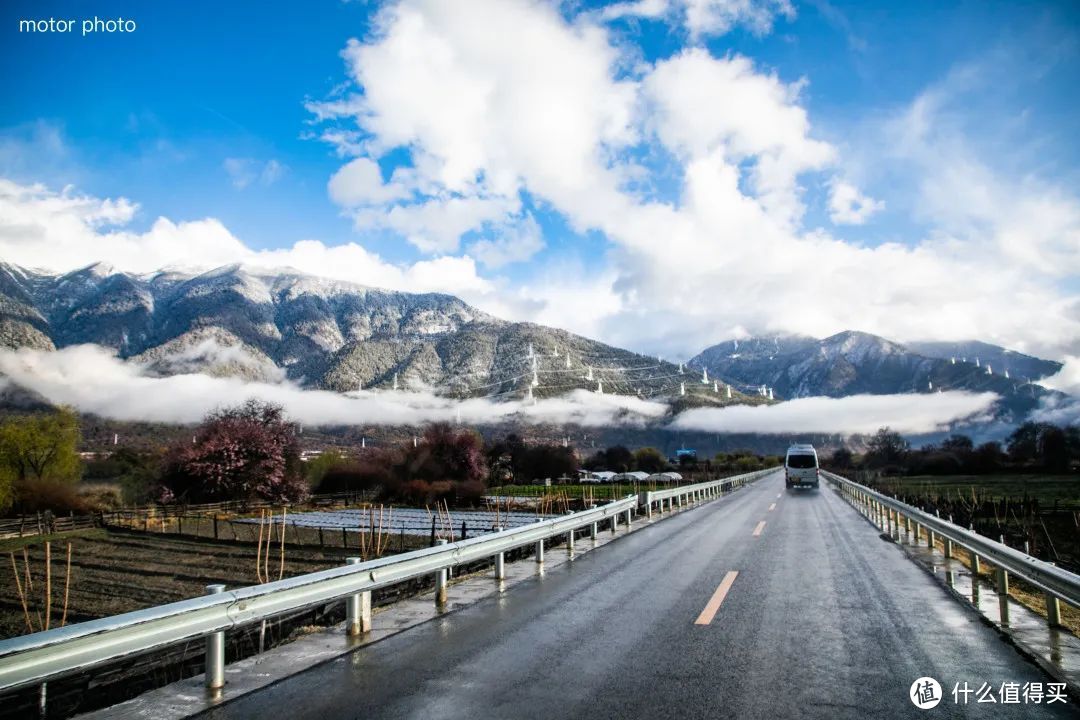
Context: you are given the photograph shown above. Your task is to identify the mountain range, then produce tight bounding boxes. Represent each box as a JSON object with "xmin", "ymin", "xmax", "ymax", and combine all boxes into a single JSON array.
[
  {"xmin": 687, "ymin": 331, "xmax": 1063, "ymax": 420},
  {"xmin": 0, "ymin": 261, "xmax": 1066, "ymax": 426},
  {"xmin": 0, "ymin": 262, "xmax": 752, "ymax": 407}
]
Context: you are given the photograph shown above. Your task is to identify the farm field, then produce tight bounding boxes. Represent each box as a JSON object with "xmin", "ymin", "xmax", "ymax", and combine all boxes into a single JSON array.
[
  {"xmin": 865, "ymin": 473, "xmax": 1080, "ymax": 573},
  {"xmin": 1, "ymin": 529, "xmax": 365, "ymax": 640},
  {"xmin": 872, "ymin": 474, "xmax": 1080, "ymax": 508}
]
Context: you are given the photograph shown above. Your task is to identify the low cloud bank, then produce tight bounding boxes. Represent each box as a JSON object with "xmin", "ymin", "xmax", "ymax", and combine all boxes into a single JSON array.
[
  {"xmin": 0, "ymin": 345, "xmax": 668, "ymax": 428},
  {"xmin": 1031, "ymin": 358, "xmax": 1080, "ymax": 426},
  {"xmin": 669, "ymin": 392, "xmax": 1000, "ymax": 435},
  {"xmin": 0, "ymin": 345, "xmax": 1006, "ymax": 435},
  {"xmin": 1038, "ymin": 356, "xmax": 1080, "ymax": 396}
]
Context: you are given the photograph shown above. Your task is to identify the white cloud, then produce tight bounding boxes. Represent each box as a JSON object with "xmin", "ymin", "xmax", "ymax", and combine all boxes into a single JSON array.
[
  {"xmin": 1030, "ymin": 357, "xmax": 1080, "ymax": 426},
  {"xmin": 355, "ymin": 194, "xmax": 520, "ymax": 254},
  {"xmin": 601, "ymin": 0, "xmax": 669, "ymax": 22},
  {"xmin": 5, "ymin": 0, "xmax": 1079, "ymax": 369},
  {"xmin": 308, "ymin": 0, "xmax": 1080, "ymax": 361},
  {"xmin": 828, "ymin": 178, "xmax": 884, "ymax": 225},
  {"xmin": 597, "ymin": 0, "xmax": 794, "ymax": 39},
  {"xmin": 1038, "ymin": 357, "xmax": 1080, "ymax": 396},
  {"xmin": 327, "ymin": 157, "xmax": 409, "ymax": 206},
  {"xmin": 0, "ymin": 345, "xmax": 668, "ymax": 428},
  {"xmin": 223, "ymin": 158, "xmax": 287, "ymax": 189},
  {"xmin": 671, "ymin": 391, "xmax": 1000, "ymax": 435},
  {"xmin": 681, "ymin": 0, "xmax": 795, "ymax": 39},
  {"xmin": 644, "ymin": 49, "xmax": 834, "ymax": 227},
  {"xmin": 0, "ymin": 178, "xmax": 493, "ymax": 298},
  {"xmin": 468, "ymin": 214, "xmax": 545, "ymax": 268}
]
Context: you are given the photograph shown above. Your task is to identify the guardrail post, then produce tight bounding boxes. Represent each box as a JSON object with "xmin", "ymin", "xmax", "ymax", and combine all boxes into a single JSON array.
[
  {"xmin": 204, "ymin": 584, "xmax": 226, "ymax": 691},
  {"xmin": 345, "ymin": 558, "xmax": 371, "ymax": 635},
  {"xmin": 567, "ymin": 526, "xmax": 575, "ymax": 555},
  {"xmin": 971, "ymin": 553, "xmax": 980, "ymax": 576},
  {"xmin": 591, "ymin": 521, "xmax": 598, "ymax": 541},
  {"xmin": 494, "ymin": 527, "xmax": 505, "ymax": 579},
  {"xmin": 625, "ymin": 508, "xmax": 632, "ymax": 527},
  {"xmin": 435, "ymin": 539, "xmax": 448, "ymax": 607},
  {"xmin": 996, "ymin": 567, "xmax": 1010, "ymax": 626},
  {"xmin": 536, "ymin": 538, "xmax": 544, "ymax": 565},
  {"xmin": 927, "ymin": 528, "xmax": 935, "ymax": 549},
  {"xmin": 1046, "ymin": 592, "xmax": 1062, "ymax": 628},
  {"xmin": 611, "ymin": 513, "xmax": 618, "ymax": 534},
  {"xmin": 913, "ymin": 521, "xmax": 921, "ymax": 543},
  {"xmin": 943, "ymin": 538, "xmax": 953, "ymax": 559}
]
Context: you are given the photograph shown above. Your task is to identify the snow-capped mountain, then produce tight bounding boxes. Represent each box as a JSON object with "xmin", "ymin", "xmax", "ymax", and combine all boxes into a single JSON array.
[
  {"xmin": 688, "ymin": 331, "xmax": 1062, "ymax": 420},
  {"xmin": 0, "ymin": 262, "xmax": 756, "ymax": 405}
]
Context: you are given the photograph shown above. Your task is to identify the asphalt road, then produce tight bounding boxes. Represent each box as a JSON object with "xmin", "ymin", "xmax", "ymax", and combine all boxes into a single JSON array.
[{"xmin": 203, "ymin": 472, "xmax": 1079, "ymax": 719}]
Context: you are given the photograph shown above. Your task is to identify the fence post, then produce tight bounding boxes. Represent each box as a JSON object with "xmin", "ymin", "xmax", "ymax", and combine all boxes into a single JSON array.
[{"xmin": 204, "ymin": 584, "xmax": 226, "ymax": 690}]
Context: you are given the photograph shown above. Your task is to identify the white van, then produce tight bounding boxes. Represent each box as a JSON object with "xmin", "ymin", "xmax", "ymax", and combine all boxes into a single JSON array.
[{"xmin": 785, "ymin": 444, "xmax": 819, "ymax": 490}]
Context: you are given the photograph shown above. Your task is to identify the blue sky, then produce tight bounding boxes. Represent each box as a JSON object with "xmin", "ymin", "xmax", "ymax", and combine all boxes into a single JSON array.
[{"xmin": 1, "ymin": 0, "xmax": 1079, "ymax": 361}]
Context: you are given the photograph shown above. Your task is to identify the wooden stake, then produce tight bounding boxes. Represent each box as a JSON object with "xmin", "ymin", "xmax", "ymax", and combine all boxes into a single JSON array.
[
  {"xmin": 61, "ymin": 543, "xmax": 71, "ymax": 628},
  {"xmin": 22, "ymin": 548, "xmax": 32, "ymax": 592},
  {"xmin": 278, "ymin": 508, "xmax": 287, "ymax": 581},
  {"xmin": 263, "ymin": 511, "xmax": 271, "ymax": 582},
  {"xmin": 255, "ymin": 509, "xmax": 266, "ymax": 583},
  {"xmin": 44, "ymin": 542, "xmax": 51, "ymax": 631},
  {"xmin": 10, "ymin": 552, "xmax": 32, "ymax": 633}
]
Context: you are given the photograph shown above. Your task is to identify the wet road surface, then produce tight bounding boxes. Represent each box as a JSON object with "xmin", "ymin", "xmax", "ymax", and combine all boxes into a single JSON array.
[{"xmin": 203, "ymin": 472, "xmax": 1078, "ymax": 719}]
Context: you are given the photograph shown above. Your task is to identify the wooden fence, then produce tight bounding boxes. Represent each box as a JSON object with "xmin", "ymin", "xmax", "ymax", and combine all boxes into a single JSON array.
[{"xmin": 0, "ymin": 491, "xmax": 374, "ymax": 542}]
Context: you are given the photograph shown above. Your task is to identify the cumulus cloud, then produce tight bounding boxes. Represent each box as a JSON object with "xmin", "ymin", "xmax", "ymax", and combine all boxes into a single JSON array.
[
  {"xmin": 4, "ymin": 0, "xmax": 1079, "ymax": 367},
  {"xmin": 670, "ymin": 391, "xmax": 1000, "ymax": 435},
  {"xmin": 468, "ymin": 214, "xmax": 545, "ymax": 268},
  {"xmin": 681, "ymin": 0, "xmax": 795, "ymax": 39},
  {"xmin": 305, "ymin": 0, "xmax": 1080, "ymax": 361},
  {"xmin": 828, "ymin": 178, "xmax": 884, "ymax": 225},
  {"xmin": 0, "ymin": 345, "xmax": 669, "ymax": 428},
  {"xmin": 0, "ymin": 178, "xmax": 493, "ymax": 298},
  {"xmin": 327, "ymin": 157, "xmax": 410, "ymax": 207}
]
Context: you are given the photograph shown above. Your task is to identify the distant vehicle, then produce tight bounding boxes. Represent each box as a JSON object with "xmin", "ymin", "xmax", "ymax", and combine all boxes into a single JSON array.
[{"xmin": 785, "ymin": 444, "xmax": 819, "ymax": 490}]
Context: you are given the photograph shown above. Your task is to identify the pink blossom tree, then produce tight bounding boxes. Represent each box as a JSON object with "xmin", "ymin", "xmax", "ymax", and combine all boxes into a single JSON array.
[{"xmin": 160, "ymin": 400, "xmax": 308, "ymax": 504}]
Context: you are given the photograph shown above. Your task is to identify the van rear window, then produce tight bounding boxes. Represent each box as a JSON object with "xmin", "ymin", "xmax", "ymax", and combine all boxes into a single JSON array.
[{"xmin": 786, "ymin": 454, "xmax": 816, "ymax": 469}]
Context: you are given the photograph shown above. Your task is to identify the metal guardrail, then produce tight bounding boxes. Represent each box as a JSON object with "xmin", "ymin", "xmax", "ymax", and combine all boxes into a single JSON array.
[
  {"xmin": 639, "ymin": 467, "xmax": 778, "ymax": 516},
  {"xmin": 0, "ymin": 468, "xmax": 772, "ymax": 696},
  {"xmin": 822, "ymin": 470, "xmax": 1080, "ymax": 626}
]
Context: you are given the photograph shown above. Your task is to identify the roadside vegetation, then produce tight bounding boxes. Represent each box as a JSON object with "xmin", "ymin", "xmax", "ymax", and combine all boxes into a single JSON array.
[{"xmin": 823, "ymin": 423, "xmax": 1080, "ymax": 573}]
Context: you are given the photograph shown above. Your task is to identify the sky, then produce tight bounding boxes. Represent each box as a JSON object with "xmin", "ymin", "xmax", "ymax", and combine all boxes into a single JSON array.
[{"xmin": 1, "ymin": 0, "xmax": 1079, "ymax": 365}]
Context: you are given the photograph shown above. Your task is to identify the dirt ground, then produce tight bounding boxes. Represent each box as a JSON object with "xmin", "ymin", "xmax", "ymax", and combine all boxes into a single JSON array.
[{"xmin": 0, "ymin": 528, "xmax": 420, "ymax": 640}]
